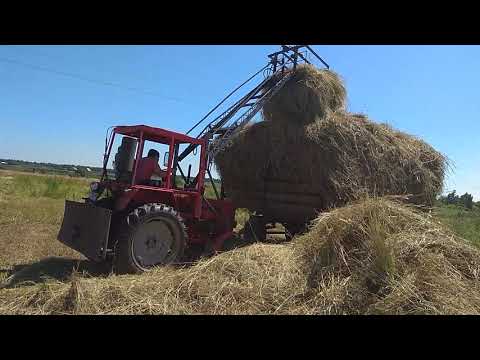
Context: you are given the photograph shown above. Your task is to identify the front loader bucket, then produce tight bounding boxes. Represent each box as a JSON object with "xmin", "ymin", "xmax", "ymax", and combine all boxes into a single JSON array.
[{"xmin": 57, "ymin": 200, "xmax": 112, "ymax": 262}]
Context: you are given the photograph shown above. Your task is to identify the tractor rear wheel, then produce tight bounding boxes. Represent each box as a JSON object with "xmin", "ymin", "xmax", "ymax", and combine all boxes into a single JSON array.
[{"xmin": 113, "ymin": 203, "xmax": 187, "ymax": 274}]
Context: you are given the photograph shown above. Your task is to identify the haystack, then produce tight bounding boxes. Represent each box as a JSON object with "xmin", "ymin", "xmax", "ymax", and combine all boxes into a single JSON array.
[
  {"xmin": 216, "ymin": 64, "xmax": 446, "ymax": 225},
  {"xmin": 262, "ymin": 64, "xmax": 346, "ymax": 124},
  {"xmin": 215, "ymin": 112, "xmax": 446, "ymax": 224}
]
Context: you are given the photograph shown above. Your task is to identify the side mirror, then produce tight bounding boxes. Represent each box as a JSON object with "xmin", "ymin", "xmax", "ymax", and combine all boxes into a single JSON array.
[{"xmin": 163, "ymin": 152, "xmax": 169, "ymax": 167}]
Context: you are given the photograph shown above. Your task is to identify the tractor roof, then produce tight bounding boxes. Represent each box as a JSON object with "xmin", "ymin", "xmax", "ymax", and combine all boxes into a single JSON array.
[{"xmin": 114, "ymin": 125, "xmax": 203, "ymax": 145}]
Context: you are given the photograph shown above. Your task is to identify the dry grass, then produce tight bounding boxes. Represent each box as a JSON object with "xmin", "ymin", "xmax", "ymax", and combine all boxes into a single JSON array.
[
  {"xmin": 0, "ymin": 244, "xmax": 306, "ymax": 315},
  {"xmin": 262, "ymin": 64, "xmax": 346, "ymax": 124},
  {"xmin": 0, "ymin": 173, "xmax": 85, "ymax": 285},
  {"xmin": 295, "ymin": 198, "xmax": 480, "ymax": 314},
  {"xmin": 0, "ymin": 173, "xmax": 86, "ymax": 263},
  {"xmin": 1, "ymin": 197, "xmax": 479, "ymax": 315}
]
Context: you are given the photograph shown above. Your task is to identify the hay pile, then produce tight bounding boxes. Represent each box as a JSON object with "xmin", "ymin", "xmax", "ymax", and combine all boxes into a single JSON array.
[
  {"xmin": 215, "ymin": 112, "xmax": 446, "ymax": 219},
  {"xmin": 2, "ymin": 198, "xmax": 479, "ymax": 315},
  {"xmin": 215, "ymin": 65, "xmax": 446, "ymax": 223},
  {"xmin": 262, "ymin": 64, "xmax": 346, "ymax": 123},
  {"xmin": 0, "ymin": 244, "xmax": 307, "ymax": 315},
  {"xmin": 295, "ymin": 198, "xmax": 480, "ymax": 314}
]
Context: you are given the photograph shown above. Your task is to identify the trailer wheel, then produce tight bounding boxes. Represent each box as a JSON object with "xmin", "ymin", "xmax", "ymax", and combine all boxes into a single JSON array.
[
  {"xmin": 113, "ymin": 203, "xmax": 187, "ymax": 274},
  {"xmin": 284, "ymin": 223, "xmax": 307, "ymax": 241},
  {"xmin": 244, "ymin": 214, "xmax": 266, "ymax": 242}
]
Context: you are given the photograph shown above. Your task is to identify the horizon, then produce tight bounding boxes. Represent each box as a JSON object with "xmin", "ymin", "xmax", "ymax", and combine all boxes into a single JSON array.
[{"xmin": 1, "ymin": 45, "xmax": 478, "ymax": 199}]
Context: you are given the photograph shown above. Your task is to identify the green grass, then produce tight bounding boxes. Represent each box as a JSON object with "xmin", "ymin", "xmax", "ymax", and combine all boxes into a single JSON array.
[
  {"xmin": 1, "ymin": 171, "xmax": 250, "ymax": 229},
  {"xmin": 0, "ymin": 173, "xmax": 84, "ymax": 273},
  {"xmin": 434, "ymin": 204, "xmax": 480, "ymax": 248},
  {"xmin": 8, "ymin": 174, "xmax": 89, "ymax": 201},
  {"xmin": 204, "ymin": 183, "xmax": 218, "ymax": 199}
]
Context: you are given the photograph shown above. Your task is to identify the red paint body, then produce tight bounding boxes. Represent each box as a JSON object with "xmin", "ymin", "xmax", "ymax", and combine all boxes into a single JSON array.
[{"xmin": 100, "ymin": 125, "xmax": 236, "ymax": 252}]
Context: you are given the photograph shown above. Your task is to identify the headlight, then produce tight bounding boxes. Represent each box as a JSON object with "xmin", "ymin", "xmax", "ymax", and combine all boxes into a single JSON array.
[{"xmin": 90, "ymin": 182, "xmax": 99, "ymax": 191}]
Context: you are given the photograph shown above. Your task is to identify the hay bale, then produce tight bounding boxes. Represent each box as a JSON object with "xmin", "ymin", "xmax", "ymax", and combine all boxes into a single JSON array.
[
  {"xmin": 294, "ymin": 198, "xmax": 480, "ymax": 314},
  {"xmin": 262, "ymin": 64, "xmax": 346, "ymax": 124},
  {"xmin": 215, "ymin": 112, "xmax": 446, "ymax": 223}
]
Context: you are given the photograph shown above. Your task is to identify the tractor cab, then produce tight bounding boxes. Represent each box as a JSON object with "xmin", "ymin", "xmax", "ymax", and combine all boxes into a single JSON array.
[
  {"xmin": 106, "ymin": 125, "xmax": 206, "ymax": 191},
  {"xmin": 91, "ymin": 125, "xmax": 210, "ymax": 216}
]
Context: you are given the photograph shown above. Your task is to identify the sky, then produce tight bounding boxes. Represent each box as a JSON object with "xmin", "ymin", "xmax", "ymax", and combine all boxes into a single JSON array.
[{"xmin": 0, "ymin": 45, "xmax": 478, "ymax": 199}]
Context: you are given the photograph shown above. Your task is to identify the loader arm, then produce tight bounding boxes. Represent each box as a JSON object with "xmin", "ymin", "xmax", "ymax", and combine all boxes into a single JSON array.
[
  {"xmin": 207, "ymin": 71, "xmax": 293, "ymax": 162},
  {"xmin": 177, "ymin": 45, "xmax": 329, "ymax": 166}
]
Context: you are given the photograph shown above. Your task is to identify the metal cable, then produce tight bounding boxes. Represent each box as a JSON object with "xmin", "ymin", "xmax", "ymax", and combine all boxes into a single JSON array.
[
  {"xmin": 0, "ymin": 56, "xmax": 188, "ymax": 103},
  {"xmin": 186, "ymin": 63, "xmax": 271, "ymax": 135}
]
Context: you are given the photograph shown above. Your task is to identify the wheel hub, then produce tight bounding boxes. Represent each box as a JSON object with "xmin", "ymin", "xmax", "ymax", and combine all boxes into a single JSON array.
[{"xmin": 132, "ymin": 220, "xmax": 175, "ymax": 268}]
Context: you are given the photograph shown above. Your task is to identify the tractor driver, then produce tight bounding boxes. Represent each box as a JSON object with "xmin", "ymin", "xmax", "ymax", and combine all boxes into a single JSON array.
[{"xmin": 136, "ymin": 149, "xmax": 167, "ymax": 186}]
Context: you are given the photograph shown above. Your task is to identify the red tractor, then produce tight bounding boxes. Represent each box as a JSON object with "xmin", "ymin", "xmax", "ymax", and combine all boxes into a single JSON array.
[
  {"xmin": 59, "ymin": 125, "xmax": 235, "ymax": 274},
  {"xmin": 57, "ymin": 45, "xmax": 329, "ymax": 274}
]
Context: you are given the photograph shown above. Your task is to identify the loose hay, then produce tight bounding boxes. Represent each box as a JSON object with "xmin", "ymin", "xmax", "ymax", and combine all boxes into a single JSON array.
[
  {"xmin": 262, "ymin": 64, "xmax": 346, "ymax": 124},
  {"xmin": 1, "ymin": 198, "xmax": 479, "ymax": 315},
  {"xmin": 294, "ymin": 198, "xmax": 480, "ymax": 315},
  {"xmin": 215, "ymin": 112, "xmax": 446, "ymax": 223},
  {"xmin": 0, "ymin": 244, "xmax": 309, "ymax": 315}
]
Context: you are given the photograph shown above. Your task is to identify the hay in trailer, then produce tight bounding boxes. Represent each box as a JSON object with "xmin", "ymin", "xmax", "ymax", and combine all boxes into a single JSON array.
[
  {"xmin": 293, "ymin": 198, "xmax": 480, "ymax": 314},
  {"xmin": 262, "ymin": 64, "xmax": 347, "ymax": 124},
  {"xmin": 214, "ymin": 111, "xmax": 446, "ymax": 221}
]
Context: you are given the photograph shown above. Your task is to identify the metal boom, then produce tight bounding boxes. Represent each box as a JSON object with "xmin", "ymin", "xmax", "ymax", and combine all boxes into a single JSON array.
[{"xmin": 177, "ymin": 45, "xmax": 329, "ymax": 169}]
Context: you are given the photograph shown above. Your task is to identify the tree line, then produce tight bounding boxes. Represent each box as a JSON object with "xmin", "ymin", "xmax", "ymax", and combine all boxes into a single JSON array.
[{"xmin": 439, "ymin": 190, "xmax": 476, "ymax": 210}]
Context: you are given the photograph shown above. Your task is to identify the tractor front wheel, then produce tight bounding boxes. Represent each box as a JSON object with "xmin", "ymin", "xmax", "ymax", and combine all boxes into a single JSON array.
[{"xmin": 113, "ymin": 203, "xmax": 187, "ymax": 274}]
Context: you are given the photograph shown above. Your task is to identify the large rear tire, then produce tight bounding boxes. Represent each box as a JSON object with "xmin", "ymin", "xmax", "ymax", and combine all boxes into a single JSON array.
[{"xmin": 113, "ymin": 203, "xmax": 187, "ymax": 274}]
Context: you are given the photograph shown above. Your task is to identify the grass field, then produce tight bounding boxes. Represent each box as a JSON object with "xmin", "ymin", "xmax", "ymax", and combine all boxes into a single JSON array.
[{"xmin": 434, "ymin": 204, "xmax": 480, "ymax": 248}]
